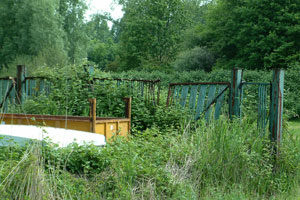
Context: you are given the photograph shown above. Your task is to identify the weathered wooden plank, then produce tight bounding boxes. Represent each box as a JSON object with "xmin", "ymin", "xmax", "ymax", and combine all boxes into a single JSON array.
[
  {"xmin": 180, "ymin": 85, "xmax": 189, "ymax": 107},
  {"xmin": 205, "ymin": 85, "xmax": 217, "ymax": 121},
  {"xmin": 30, "ymin": 79, "xmax": 37, "ymax": 96},
  {"xmin": 195, "ymin": 85, "xmax": 207, "ymax": 120},
  {"xmin": 0, "ymin": 80, "xmax": 3, "ymax": 103},
  {"xmin": 2, "ymin": 80, "xmax": 9, "ymax": 110},
  {"xmin": 215, "ymin": 85, "xmax": 227, "ymax": 120},
  {"xmin": 26, "ymin": 79, "xmax": 29, "ymax": 97},
  {"xmin": 140, "ymin": 81, "xmax": 144, "ymax": 97},
  {"xmin": 189, "ymin": 85, "xmax": 198, "ymax": 110},
  {"xmin": 173, "ymin": 85, "xmax": 180, "ymax": 105},
  {"xmin": 39, "ymin": 79, "xmax": 45, "ymax": 93}
]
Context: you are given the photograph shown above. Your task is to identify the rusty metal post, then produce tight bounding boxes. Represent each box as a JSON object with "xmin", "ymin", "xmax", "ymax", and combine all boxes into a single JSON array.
[
  {"xmin": 124, "ymin": 97, "xmax": 132, "ymax": 119},
  {"xmin": 124, "ymin": 97, "xmax": 132, "ymax": 133},
  {"xmin": 89, "ymin": 98, "xmax": 97, "ymax": 133},
  {"xmin": 229, "ymin": 68, "xmax": 243, "ymax": 120},
  {"xmin": 16, "ymin": 65, "xmax": 26, "ymax": 104},
  {"xmin": 269, "ymin": 69, "xmax": 284, "ymax": 154}
]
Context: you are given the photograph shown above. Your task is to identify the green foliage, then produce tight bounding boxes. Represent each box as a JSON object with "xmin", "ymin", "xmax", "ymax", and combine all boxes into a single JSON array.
[
  {"xmin": 116, "ymin": 0, "xmax": 189, "ymax": 70},
  {"xmin": 174, "ymin": 46, "xmax": 215, "ymax": 71},
  {"xmin": 0, "ymin": 0, "xmax": 67, "ymax": 69},
  {"xmin": 59, "ymin": 0, "xmax": 89, "ymax": 64},
  {"xmin": 86, "ymin": 14, "xmax": 117, "ymax": 69},
  {"xmin": 9, "ymin": 64, "xmax": 189, "ymax": 134},
  {"xmin": 199, "ymin": 0, "xmax": 300, "ymax": 70},
  {"xmin": 1, "ymin": 118, "xmax": 300, "ymax": 199}
]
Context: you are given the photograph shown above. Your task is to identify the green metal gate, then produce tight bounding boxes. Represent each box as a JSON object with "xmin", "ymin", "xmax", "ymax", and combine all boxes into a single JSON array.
[
  {"xmin": 241, "ymin": 82, "xmax": 271, "ymax": 134},
  {"xmin": 166, "ymin": 82, "xmax": 230, "ymax": 121}
]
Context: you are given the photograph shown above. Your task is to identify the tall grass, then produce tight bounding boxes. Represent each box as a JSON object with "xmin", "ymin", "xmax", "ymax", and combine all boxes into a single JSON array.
[{"xmin": 0, "ymin": 118, "xmax": 299, "ymax": 199}]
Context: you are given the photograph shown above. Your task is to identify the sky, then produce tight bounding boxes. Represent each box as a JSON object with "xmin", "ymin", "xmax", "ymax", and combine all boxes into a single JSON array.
[{"xmin": 85, "ymin": 0, "xmax": 124, "ymax": 20}]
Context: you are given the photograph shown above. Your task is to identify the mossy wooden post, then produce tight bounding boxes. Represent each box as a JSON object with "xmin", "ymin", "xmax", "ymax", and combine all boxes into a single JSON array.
[
  {"xmin": 89, "ymin": 98, "xmax": 97, "ymax": 133},
  {"xmin": 16, "ymin": 65, "xmax": 26, "ymax": 104},
  {"xmin": 269, "ymin": 69, "xmax": 284, "ymax": 155},
  {"xmin": 124, "ymin": 97, "xmax": 132, "ymax": 132},
  {"xmin": 229, "ymin": 68, "xmax": 243, "ymax": 119}
]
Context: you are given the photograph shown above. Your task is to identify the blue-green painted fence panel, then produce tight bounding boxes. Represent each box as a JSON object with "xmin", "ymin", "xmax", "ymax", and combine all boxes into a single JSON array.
[
  {"xmin": 173, "ymin": 86, "xmax": 180, "ymax": 105},
  {"xmin": 258, "ymin": 84, "xmax": 268, "ymax": 134},
  {"xmin": 215, "ymin": 85, "xmax": 227, "ymax": 120},
  {"xmin": 0, "ymin": 79, "xmax": 14, "ymax": 111},
  {"xmin": 205, "ymin": 85, "xmax": 217, "ymax": 121},
  {"xmin": 168, "ymin": 84, "xmax": 229, "ymax": 121},
  {"xmin": 195, "ymin": 85, "xmax": 208, "ymax": 120},
  {"xmin": 189, "ymin": 85, "xmax": 198, "ymax": 110},
  {"xmin": 180, "ymin": 86, "xmax": 189, "ymax": 107}
]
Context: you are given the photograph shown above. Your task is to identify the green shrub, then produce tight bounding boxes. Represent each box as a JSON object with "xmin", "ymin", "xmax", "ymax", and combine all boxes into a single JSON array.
[{"xmin": 174, "ymin": 47, "xmax": 215, "ymax": 72}]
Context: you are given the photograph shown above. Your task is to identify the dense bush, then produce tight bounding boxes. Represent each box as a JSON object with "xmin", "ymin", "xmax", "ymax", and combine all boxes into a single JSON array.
[{"xmin": 174, "ymin": 47, "xmax": 215, "ymax": 72}]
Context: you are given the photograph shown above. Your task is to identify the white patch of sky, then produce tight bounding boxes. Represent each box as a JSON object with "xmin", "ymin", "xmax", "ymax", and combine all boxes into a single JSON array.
[{"xmin": 85, "ymin": 0, "xmax": 124, "ymax": 27}]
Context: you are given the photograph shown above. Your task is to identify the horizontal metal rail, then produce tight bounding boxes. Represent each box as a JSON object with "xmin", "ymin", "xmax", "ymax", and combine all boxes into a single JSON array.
[
  {"xmin": 25, "ymin": 76, "xmax": 48, "ymax": 80},
  {"xmin": 169, "ymin": 82, "xmax": 230, "ymax": 86},
  {"xmin": 242, "ymin": 82, "xmax": 271, "ymax": 86},
  {"xmin": 93, "ymin": 77, "xmax": 160, "ymax": 83}
]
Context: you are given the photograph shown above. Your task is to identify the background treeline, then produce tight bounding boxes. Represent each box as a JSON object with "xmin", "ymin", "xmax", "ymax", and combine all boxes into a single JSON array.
[{"xmin": 1, "ymin": 0, "xmax": 299, "ymax": 73}]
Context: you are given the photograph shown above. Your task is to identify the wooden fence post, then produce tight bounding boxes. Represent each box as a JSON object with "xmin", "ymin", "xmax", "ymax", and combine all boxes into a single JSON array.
[
  {"xmin": 229, "ymin": 68, "xmax": 243, "ymax": 119},
  {"xmin": 269, "ymin": 69, "xmax": 284, "ymax": 155},
  {"xmin": 16, "ymin": 65, "xmax": 26, "ymax": 104},
  {"xmin": 89, "ymin": 98, "xmax": 97, "ymax": 133}
]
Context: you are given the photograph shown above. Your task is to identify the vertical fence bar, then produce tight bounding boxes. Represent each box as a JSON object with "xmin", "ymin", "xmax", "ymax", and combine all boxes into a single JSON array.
[
  {"xmin": 16, "ymin": 65, "xmax": 26, "ymax": 104},
  {"xmin": 89, "ymin": 98, "xmax": 97, "ymax": 133},
  {"xmin": 215, "ymin": 85, "xmax": 227, "ymax": 120},
  {"xmin": 269, "ymin": 69, "xmax": 284, "ymax": 155},
  {"xmin": 195, "ymin": 85, "xmax": 207, "ymax": 120},
  {"xmin": 205, "ymin": 85, "xmax": 217, "ymax": 122},
  {"xmin": 157, "ymin": 81, "xmax": 161, "ymax": 105},
  {"xmin": 124, "ymin": 97, "xmax": 132, "ymax": 133},
  {"xmin": 0, "ymin": 80, "xmax": 2, "ymax": 104},
  {"xmin": 229, "ymin": 68, "xmax": 243, "ymax": 119}
]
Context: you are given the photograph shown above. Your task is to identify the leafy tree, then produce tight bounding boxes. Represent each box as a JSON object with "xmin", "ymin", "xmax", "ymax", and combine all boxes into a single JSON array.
[
  {"xmin": 200, "ymin": 0, "xmax": 300, "ymax": 69},
  {"xmin": 116, "ymin": 0, "xmax": 189, "ymax": 70},
  {"xmin": 58, "ymin": 0, "xmax": 89, "ymax": 64},
  {"xmin": 86, "ymin": 14, "xmax": 117, "ymax": 69},
  {"xmin": 0, "ymin": 0, "xmax": 66, "ymax": 69}
]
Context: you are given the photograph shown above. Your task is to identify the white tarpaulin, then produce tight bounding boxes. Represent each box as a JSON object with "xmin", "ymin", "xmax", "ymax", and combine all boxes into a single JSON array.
[{"xmin": 0, "ymin": 125, "xmax": 106, "ymax": 147}]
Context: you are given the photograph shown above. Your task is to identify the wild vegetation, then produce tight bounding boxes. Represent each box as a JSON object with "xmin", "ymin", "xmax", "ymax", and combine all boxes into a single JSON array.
[
  {"xmin": 1, "ymin": 0, "xmax": 299, "ymax": 72},
  {"xmin": 0, "ymin": 0, "xmax": 300, "ymax": 199},
  {"xmin": 1, "ymin": 117, "xmax": 300, "ymax": 199}
]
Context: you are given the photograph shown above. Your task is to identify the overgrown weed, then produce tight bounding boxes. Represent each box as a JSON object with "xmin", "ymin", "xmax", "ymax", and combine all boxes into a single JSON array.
[{"xmin": 0, "ymin": 117, "xmax": 299, "ymax": 199}]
